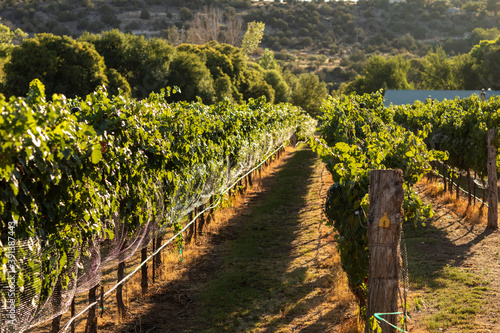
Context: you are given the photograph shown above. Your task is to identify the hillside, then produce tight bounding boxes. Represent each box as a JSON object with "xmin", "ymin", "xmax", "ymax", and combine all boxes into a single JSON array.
[{"xmin": 1, "ymin": 0, "xmax": 499, "ymax": 91}]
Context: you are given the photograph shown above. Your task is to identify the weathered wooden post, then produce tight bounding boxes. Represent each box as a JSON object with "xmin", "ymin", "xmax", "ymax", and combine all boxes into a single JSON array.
[
  {"xmin": 487, "ymin": 129, "xmax": 498, "ymax": 229},
  {"xmin": 70, "ymin": 297, "xmax": 75, "ymax": 333},
  {"xmin": 85, "ymin": 284, "xmax": 98, "ymax": 333},
  {"xmin": 152, "ymin": 238, "xmax": 156, "ymax": 284},
  {"xmin": 100, "ymin": 286, "xmax": 104, "ymax": 318},
  {"xmin": 456, "ymin": 173, "xmax": 462, "ymax": 200},
  {"xmin": 366, "ymin": 170, "xmax": 404, "ymax": 333},
  {"xmin": 443, "ymin": 163, "xmax": 447, "ymax": 192},
  {"xmin": 141, "ymin": 247, "xmax": 148, "ymax": 295},
  {"xmin": 467, "ymin": 170, "xmax": 472, "ymax": 205},
  {"xmin": 198, "ymin": 205, "xmax": 206, "ymax": 236},
  {"xmin": 50, "ymin": 280, "xmax": 62, "ymax": 333},
  {"xmin": 154, "ymin": 235, "xmax": 163, "ymax": 279},
  {"xmin": 116, "ymin": 259, "xmax": 126, "ymax": 319}
]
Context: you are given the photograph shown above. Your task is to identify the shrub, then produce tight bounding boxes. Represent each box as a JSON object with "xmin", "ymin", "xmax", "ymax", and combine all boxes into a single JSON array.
[
  {"xmin": 140, "ymin": 10, "xmax": 150, "ymax": 20},
  {"xmin": 57, "ymin": 11, "xmax": 78, "ymax": 23}
]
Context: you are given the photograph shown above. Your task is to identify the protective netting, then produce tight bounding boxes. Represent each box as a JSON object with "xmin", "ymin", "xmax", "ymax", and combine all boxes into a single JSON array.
[{"xmin": 0, "ymin": 125, "xmax": 308, "ymax": 333}]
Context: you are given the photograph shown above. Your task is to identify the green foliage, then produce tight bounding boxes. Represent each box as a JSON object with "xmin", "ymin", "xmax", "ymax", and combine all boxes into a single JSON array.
[
  {"xmin": 468, "ymin": 27, "xmax": 500, "ymax": 46},
  {"xmin": 168, "ymin": 51, "xmax": 215, "ymax": 103},
  {"xmin": 3, "ymin": 33, "xmax": 107, "ymax": 98},
  {"xmin": 175, "ymin": 41, "xmax": 250, "ymax": 103},
  {"xmin": 422, "ymin": 47, "xmax": 457, "ymax": 89},
  {"xmin": 213, "ymin": 73, "xmax": 233, "ymax": 102},
  {"xmin": 264, "ymin": 69, "xmax": 290, "ymax": 104},
  {"xmin": 179, "ymin": 7, "xmax": 194, "ymax": 21},
  {"xmin": 0, "ymin": 22, "xmax": 27, "ymax": 58},
  {"xmin": 469, "ymin": 35, "xmax": 500, "ymax": 89},
  {"xmin": 259, "ymin": 48, "xmax": 280, "ymax": 71},
  {"xmin": 311, "ymin": 92, "xmax": 444, "ymax": 307},
  {"xmin": 241, "ymin": 21, "xmax": 265, "ymax": 56},
  {"xmin": 80, "ymin": 30, "xmax": 176, "ymax": 99},
  {"xmin": 0, "ymin": 79, "xmax": 315, "ymax": 327},
  {"xmin": 393, "ymin": 95, "xmax": 500, "ymax": 177},
  {"xmin": 291, "ymin": 72, "xmax": 328, "ymax": 118},
  {"xmin": 241, "ymin": 63, "xmax": 275, "ymax": 104},
  {"xmin": 344, "ymin": 55, "xmax": 411, "ymax": 94},
  {"xmin": 105, "ymin": 68, "xmax": 131, "ymax": 97},
  {"xmin": 486, "ymin": 0, "xmax": 499, "ymax": 15}
]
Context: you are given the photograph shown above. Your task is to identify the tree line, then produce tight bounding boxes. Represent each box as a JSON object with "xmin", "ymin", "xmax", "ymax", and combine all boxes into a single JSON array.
[
  {"xmin": 339, "ymin": 34, "xmax": 500, "ymax": 94},
  {"xmin": 0, "ymin": 24, "xmax": 329, "ymax": 118}
]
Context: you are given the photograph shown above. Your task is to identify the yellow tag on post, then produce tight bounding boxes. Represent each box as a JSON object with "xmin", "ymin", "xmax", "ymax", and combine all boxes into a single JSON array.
[{"xmin": 378, "ymin": 212, "xmax": 390, "ymax": 228}]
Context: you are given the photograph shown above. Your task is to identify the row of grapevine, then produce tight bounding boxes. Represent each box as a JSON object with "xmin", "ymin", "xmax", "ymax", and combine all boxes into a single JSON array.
[
  {"xmin": 0, "ymin": 79, "xmax": 316, "ymax": 332},
  {"xmin": 391, "ymin": 95, "xmax": 500, "ymax": 177},
  {"xmin": 311, "ymin": 92, "xmax": 446, "ymax": 307}
]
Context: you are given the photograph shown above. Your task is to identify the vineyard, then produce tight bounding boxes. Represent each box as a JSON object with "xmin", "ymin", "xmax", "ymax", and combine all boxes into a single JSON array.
[
  {"xmin": 0, "ymin": 79, "xmax": 315, "ymax": 332},
  {"xmin": 2, "ymin": 83, "xmax": 500, "ymax": 332},
  {"xmin": 312, "ymin": 91, "xmax": 499, "ymax": 331}
]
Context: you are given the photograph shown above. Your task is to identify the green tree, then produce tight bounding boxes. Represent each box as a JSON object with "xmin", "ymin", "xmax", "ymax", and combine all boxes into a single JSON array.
[
  {"xmin": 0, "ymin": 22, "xmax": 26, "ymax": 86},
  {"xmin": 214, "ymin": 73, "xmax": 233, "ymax": 102},
  {"xmin": 259, "ymin": 48, "xmax": 280, "ymax": 71},
  {"xmin": 453, "ymin": 53, "xmax": 480, "ymax": 89},
  {"xmin": 0, "ymin": 22, "xmax": 27, "ymax": 58},
  {"xmin": 241, "ymin": 21, "xmax": 265, "ymax": 56},
  {"xmin": 105, "ymin": 68, "xmax": 131, "ymax": 96},
  {"xmin": 241, "ymin": 62, "xmax": 275, "ymax": 103},
  {"xmin": 487, "ymin": 0, "xmax": 499, "ymax": 16},
  {"xmin": 177, "ymin": 42, "xmax": 246, "ymax": 103},
  {"xmin": 264, "ymin": 69, "xmax": 290, "ymax": 103},
  {"xmin": 81, "ymin": 30, "xmax": 175, "ymax": 98},
  {"xmin": 3, "ymin": 33, "xmax": 108, "ymax": 98},
  {"xmin": 462, "ymin": 1, "xmax": 483, "ymax": 13},
  {"xmin": 291, "ymin": 72, "xmax": 328, "ymax": 118},
  {"xmin": 344, "ymin": 55, "xmax": 410, "ymax": 94},
  {"xmin": 469, "ymin": 36, "xmax": 500, "ymax": 89},
  {"xmin": 167, "ymin": 51, "xmax": 215, "ymax": 103},
  {"xmin": 468, "ymin": 27, "xmax": 500, "ymax": 46},
  {"xmin": 422, "ymin": 47, "xmax": 456, "ymax": 89},
  {"xmin": 179, "ymin": 7, "xmax": 194, "ymax": 21}
]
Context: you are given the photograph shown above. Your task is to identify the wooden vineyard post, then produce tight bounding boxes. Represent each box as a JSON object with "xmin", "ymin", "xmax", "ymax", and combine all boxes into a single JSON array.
[
  {"xmin": 198, "ymin": 205, "xmax": 206, "ymax": 236},
  {"xmin": 474, "ymin": 176, "xmax": 477, "ymax": 205},
  {"xmin": 487, "ymin": 129, "xmax": 498, "ymax": 229},
  {"xmin": 50, "ymin": 279, "xmax": 62, "ymax": 333},
  {"xmin": 100, "ymin": 286, "xmax": 104, "ymax": 318},
  {"xmin": 467, "ymin": 170, "xmax": 472, "ymax": 205},
  {"xmin": 443, "ymin": 163, "xmax": 447, "ymax": 192},
  {"xmin": 116, "ymin": 260, "xmax": 126, "ymax": 319},
  {"xmin": 85, "ymin": 284, "xmax": 98, "ymax": 333},
  {"xmin": 154, "ymin": 235, "xmax": 163, "ymax": 280},
  {"xmin": 70, "ymin": 297, "xmax": 75, "ymax": 333},
  {"xmin": 186, "ymin": 212, "xmax": 194, "ymax": 243},
  {"xmin": 152, "ymin": 238, "xmax": 156, "ymax": 284},
  {"xmin": 141, "ymin": 247, "xmax": 148, "ymax": 295},
  {"xmin": 366, "ymin": 170, "xmax": 404, "ymax": 333},
  {"xmin": 448, "ymin": 170, "xmax": 458, "ymax": 193},
  {"xmin": 291, "ymin": 132, "xmax": 297, "ymax": 147},
  {"xmin": 193, "ymin": 208, "xmax": 198, "ymax": 239},
  {"xmin": 208, "ymin": 196, "xmax": 215, "ymax": 225}
]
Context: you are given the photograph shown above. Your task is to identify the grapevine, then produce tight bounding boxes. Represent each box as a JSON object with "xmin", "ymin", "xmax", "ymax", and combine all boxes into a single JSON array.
[
  {"xmin": 0, "ymin": 79, "xmax": 316, "ymax": 331},
  {"xmin": 311, "ymin": 92, "xmax": 446, "ymax": 308}
]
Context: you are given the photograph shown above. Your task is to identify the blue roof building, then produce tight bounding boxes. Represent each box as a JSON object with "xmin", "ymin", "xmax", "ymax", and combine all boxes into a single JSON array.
[{"xmin": 383, "ymin": 89, "xmax": 500, "ymax": 107}]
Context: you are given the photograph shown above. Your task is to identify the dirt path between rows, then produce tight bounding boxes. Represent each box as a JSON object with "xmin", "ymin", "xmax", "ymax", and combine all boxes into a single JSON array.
[{"xmin": 106, "ymin": 146, "xmax": 357, "ymax": 333}]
